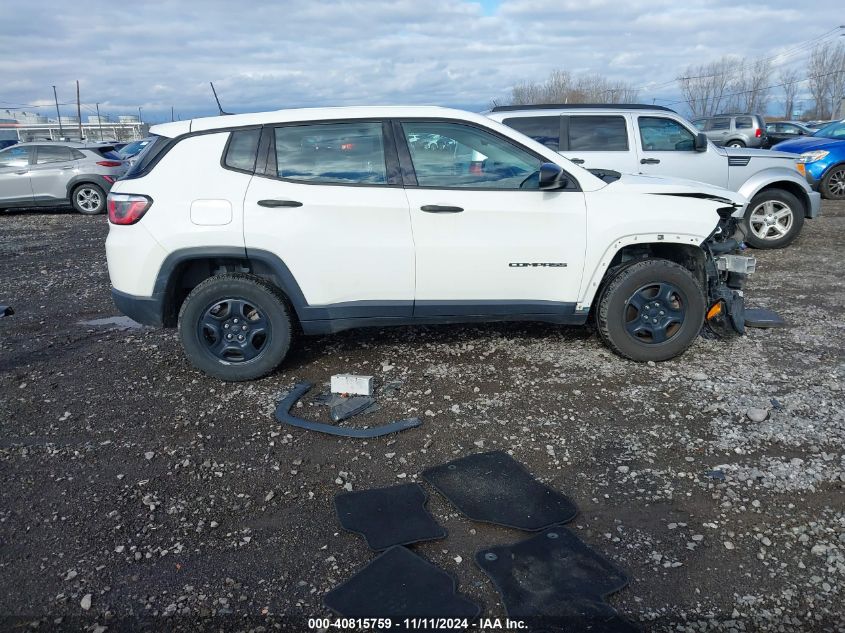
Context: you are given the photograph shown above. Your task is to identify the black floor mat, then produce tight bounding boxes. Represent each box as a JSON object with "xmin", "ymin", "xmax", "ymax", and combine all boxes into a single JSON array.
[
  {"xmin": 476, "ymin": 527, "xmax": 637, "ymax": 632},
  {"xmin": 324, "ymin": 545, "xmax": 481, "ymax": 627},
  {"xmin": 335, "ymin": 483, "xmax": 446, "ymax": 550},
  {"xmin": 745, "ymin": 307, "xmax": 787, "ymax": 328},
  {"xmin": 422, "ymin": 451, "xmax": 577, "ymax": 531}
]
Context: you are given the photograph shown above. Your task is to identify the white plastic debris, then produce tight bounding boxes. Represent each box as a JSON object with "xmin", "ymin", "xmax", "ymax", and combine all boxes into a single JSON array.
[{"xmin": 331, "ymin": 374, "xmax": 374, "ymax": 396}]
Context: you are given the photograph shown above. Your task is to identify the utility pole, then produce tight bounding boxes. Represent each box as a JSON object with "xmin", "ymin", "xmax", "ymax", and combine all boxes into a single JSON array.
[
  {"xmin": 53, "ymin": 85, "xmax": 63, "ymax": 138},
  {"xmin": 171, "ymin": 106, "xmax": 174, "ymax": 122},
  {"xmin": 95, "ymin": 103, "xmax": 104, "ymax": 141},
  {"xmin": 138, "ymin": 106, "xmax": 142, "ymax": 122},
  {"xmin": 76, "ymin": 80, "xmax": 83, "ymax": 141}
]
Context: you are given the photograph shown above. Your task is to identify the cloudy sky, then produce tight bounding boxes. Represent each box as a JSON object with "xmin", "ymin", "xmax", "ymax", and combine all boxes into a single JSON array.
[{"xmin": 0, "ymin": 0, "xmax": 841, "ymax": 123}]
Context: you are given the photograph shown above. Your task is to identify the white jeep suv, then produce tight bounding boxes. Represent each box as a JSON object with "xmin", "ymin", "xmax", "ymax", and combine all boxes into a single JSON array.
[
  {"xmin": 106, "ymin": 106, "xmax": 755, "ymax": 381},
  {"xmin": 487, "ymin": 104, "xmax": 821, "ymax": 249}
]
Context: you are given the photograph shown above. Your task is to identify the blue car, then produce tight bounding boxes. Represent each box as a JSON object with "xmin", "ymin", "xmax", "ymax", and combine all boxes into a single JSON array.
[{"xmin": 773, "ymin": 120, "xmax": 845, "ymax": 200}]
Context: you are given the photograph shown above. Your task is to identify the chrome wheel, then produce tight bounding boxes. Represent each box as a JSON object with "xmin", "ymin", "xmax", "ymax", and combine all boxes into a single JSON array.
[
  {"xmin": 749, "ymin": 200, "xmax": 793, "ymax": 241},
  {"xmin": 826, "ymin": 167, "xmax": 845, "ymax": 198},
  {"xmin": 75, "ymin": 187, "xmax": 102, "ymax": 212}
]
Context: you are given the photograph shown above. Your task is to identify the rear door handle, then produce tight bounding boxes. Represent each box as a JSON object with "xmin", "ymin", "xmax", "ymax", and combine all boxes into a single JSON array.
[
  {"xmin": 640, "ymin": 158, "xmax": 660, "ymax": 165},
  {"xmin": 570, "ymin": 158, "xmax": 585, "ymax": 164},
  {"xmin": 258, "ymin": 199, "xmax": 302, "ymax": 208},
  {"xmin": 421, "ymin": 205, "xmax": 463, "ymax": 213}
]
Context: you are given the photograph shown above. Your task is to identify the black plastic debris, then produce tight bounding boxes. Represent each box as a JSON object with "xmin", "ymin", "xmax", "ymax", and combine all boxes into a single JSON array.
[
  {"xmin": 335, "ymin": 483, "xmax": 446, "ymax": 551},
  {"xmin": 0, "ymin": 305, "xmax": 13, "ymax": 318},
  {"xmin": 476, "ymin": 528, "xmax": 637, "ymax": 632},
  {"xmin": 744, "ymin": 308, "xmax": 787, "ymax": 329},
  {"xmin": 275, "ymin": 382, "xmax": 421, "ymax": 438},
  {"xmin": 324, "ymin": 545, "xmax": 481, "ymax": 627},
  {"xmin": 331, "ymin": 395, "xmax": 377, "ymax": 422},
  {"xmin": 422, "ymin": 451, "xmax": 577, "ymax": 531}
]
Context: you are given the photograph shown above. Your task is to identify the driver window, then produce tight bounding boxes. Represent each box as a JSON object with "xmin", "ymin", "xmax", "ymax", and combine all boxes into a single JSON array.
[
  {"xmin": 401, "ymin": 122, "xmax": 542, "ymax": 189},
  {"xmin": 638, "ymin": 117, "xmax": 696, "ymax": 151}
]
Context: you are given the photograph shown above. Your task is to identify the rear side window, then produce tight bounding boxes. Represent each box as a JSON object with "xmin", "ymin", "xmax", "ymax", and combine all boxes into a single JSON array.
[
  {"xmin": 707, "ymin": 118, "xmax": 731, "ymax": 131},
  {"xmin": 503, "ymin": 116, "xmax": 560, "ymax": 150},
  {"xmin": 273, "ymin": 122, "xmax": 387, "ymax": 185},
  {"xmin": 223, "ymin": 129, "xmax": 261, "ymax": 172},
  {"xmin": 735, "ymin": 116, "xmax": 753, "ymax": 129},
  {"xmin": 567, "ymin": 116, "xmax": 628, "ymax": 151},
  {"xmin": 35, "ymin": 146, "xmax": 75, "ymax": 164}
]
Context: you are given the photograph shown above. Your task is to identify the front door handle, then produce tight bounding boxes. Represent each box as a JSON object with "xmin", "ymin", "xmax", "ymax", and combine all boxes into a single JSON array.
[
  {"xmin": 15, "ymin": 170, "xmax": 28, "ymax": 175},
  {"xmin": 570, "ymin": 158, "xmax": 585, "ymax": 164},
  {"xmin": 640, "ymin": 158, "xmax": 660, "ymax": 165},
  {"xmin": 258, "ymin": 199, "xmax": 302, "ymax": 208},
  {"xmin": 421, "ymin": 205, "xmax": 463, "ymax": 213}
]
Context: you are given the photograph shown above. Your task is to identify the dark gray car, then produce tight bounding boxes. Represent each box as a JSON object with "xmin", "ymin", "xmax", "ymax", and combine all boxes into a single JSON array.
[
  {"xmin": 692, "ymin": 113, "xmax": 768, "ymax": 148},
  {"xmin": 0, "ymin": 141, "xmax": 127, "ymax": 214}
]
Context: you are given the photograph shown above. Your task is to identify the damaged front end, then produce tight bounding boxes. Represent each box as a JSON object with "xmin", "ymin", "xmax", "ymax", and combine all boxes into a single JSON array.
[{"xmin": 702, "ymin": 204, "xmax": 755, "ymax": 337}]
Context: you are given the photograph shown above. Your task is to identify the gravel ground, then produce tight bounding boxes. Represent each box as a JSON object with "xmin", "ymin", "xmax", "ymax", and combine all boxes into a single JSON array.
[{"xmin": 1, "ymin": 202, "xmax": 843, "ymax": 632}]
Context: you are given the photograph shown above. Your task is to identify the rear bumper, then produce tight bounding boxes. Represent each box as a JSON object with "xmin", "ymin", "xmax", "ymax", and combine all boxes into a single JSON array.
[{"xmin": 111, "ymin": 288, "xmax": 164, "ymax": 327}]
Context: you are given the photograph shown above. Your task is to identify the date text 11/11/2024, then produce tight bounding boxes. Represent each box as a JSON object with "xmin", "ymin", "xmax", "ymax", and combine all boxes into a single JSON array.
[{"xmin": 307, "ymin": 618, "xmax": 528, "ymax": 629}]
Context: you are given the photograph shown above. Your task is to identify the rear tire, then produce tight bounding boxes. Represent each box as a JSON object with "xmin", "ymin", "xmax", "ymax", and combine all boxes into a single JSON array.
[
  {"xmin": 596, "ymin": 259, "xmax": 705, "ymax": 362},
  {"xmin": 820, "ymin": 165, "xmax": 845, "ymax": 200},
  {"xmin": 71, "ymin": 183, "xmax": 106, "ymax": 215},
  {"xmin": 726, "ymin": 140, "xmax": 746, "ymax": 148},
  {"xmin": 742, "ymin": 189, "xmax": 803, "ymax": 249},
  {"xmin": 178, "ymin": 273, "xmax": 292, "ymax": 381}
]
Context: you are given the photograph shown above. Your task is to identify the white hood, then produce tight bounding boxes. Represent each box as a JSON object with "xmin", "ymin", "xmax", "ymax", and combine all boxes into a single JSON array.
[{"xmin": 600, "ymin": 173, "xmax": 748, "ymax": 216}]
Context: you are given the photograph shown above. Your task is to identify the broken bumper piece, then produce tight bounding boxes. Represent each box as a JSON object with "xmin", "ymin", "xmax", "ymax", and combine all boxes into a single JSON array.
[{"xmin": 275, "ymin": 381, "xmax": 421, "ymax": 438}]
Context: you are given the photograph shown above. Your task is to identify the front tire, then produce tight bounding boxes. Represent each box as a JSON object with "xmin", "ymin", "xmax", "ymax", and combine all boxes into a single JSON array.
[
  {"xmin": 596, "ymin": 259, "xmax": 705, "ymax": 362},
  {"xmin": 726, "ymin": 140, "xmax": 746, "ymax": 148},
  {"xmin": 742, "ymin": 189, "xmax": 803, "ymax": 249},
  {"xmin": 820, "ymin": 165, "xmax": 845, "ymax": 200},
  {"xmin": 178, "ymin": 274, "xmax": 292, "ymax": 381},
  {"xmin": 71, "ymin": 183, "xmax": 106, "ymax": 215}
]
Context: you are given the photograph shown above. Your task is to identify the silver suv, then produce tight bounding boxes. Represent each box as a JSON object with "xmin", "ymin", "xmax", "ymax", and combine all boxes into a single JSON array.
[
  {"xmin": 488, "ymin": 104, "xmax": 820, "ymax": 249},
  {"xmin": 692, "ymin": 113, "xmax": 768, "ymax": 148},
  {"xmin": 0, "ymin": 141, "xmax": 127, "ymax": 215}
]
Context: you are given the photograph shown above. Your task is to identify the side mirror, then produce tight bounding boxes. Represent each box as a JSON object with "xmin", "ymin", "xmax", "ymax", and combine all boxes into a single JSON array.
[
  {"xmin": 694, "ymin": 132, "xmax": 708, "ymax": 152},
  {"xmin": 539, "ymin": 162, "xmax": 570, "ymax": 190}
]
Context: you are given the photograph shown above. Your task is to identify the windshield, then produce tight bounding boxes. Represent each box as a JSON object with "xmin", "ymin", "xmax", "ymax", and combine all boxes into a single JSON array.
[{"xmin": 812, "ymin": 120, "xmax": 845, "ymax": 139}]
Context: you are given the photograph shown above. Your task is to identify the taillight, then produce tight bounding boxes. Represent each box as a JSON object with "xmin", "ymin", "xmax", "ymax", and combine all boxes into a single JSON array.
[
  {"xmin": 755, "ymin": 129, "xmax": 762, "ymax": 138},
  {"xmin": 97, "ymin": 160, "xmax": 123, "ymax": 167},
  {"xmin": 108, "ymin": 193, "xmax": 152, "ymax": 225}
]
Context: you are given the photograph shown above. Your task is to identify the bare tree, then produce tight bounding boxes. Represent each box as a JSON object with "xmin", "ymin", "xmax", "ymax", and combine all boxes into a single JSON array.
[
  {"xmin": 736, "ymin": 59, "xmax": 772, "ymax": 114},
  {"xmin": 677, "ymin": 57, "xmax": 734, "ymax": 117},
  {"xmin": 502, "ymin": 70, "xmax": 638, "ymax": 106},
  {"xmin": 808, "ymin": 42, "xmax": 845, "ymax": 119},
  {"xmin": 779, "ymin": 66, "xmax": 801, "ymax": 119}
]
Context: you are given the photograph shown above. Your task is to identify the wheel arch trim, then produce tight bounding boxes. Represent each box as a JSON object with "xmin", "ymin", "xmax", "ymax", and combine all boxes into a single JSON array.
[{"xmin": 577, "ymin": 234, "xmax": 707, "ymax": 312}]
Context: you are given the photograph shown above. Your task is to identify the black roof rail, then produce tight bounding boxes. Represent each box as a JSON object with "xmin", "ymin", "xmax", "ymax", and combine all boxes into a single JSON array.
[{"xmin": 490, "ymin": 103, "xmax": 676, "ymax": 113}]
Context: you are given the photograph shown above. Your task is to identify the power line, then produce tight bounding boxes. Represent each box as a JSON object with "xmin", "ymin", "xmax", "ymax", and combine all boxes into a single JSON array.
[
  {"xmin": 641, "ymin": 26, "xmax": 844, "ymax": 94},
  {"xmin": 666, "ymin": 69, "xmax": 844, "ymax": 107}
]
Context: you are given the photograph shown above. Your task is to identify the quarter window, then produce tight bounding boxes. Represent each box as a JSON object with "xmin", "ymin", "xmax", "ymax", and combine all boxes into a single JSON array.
[
  {"xmin": 502, "ymin": 116, "xmax": 560, "ymax": 150},
  {"xmin": 402, "ymin": 121, "xmax": 542, "ymax": 189},
  {"xmin": 223, "ymin": 129, "xmax": 261, "ymax": 172},
  {"xmin": 639, "ymin": 117, "xmax": 696, "ymax": 151},
  {"xmin": 567, "ymin": 116, "xmax": 628, "ymax": 151},
  {"xmin": 273, "ymin": 122, "xmax": 387, "ymax": 185},
  {"xmin": 735, "ymin": 116, "xmax": 753, "ymax": 129}
]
